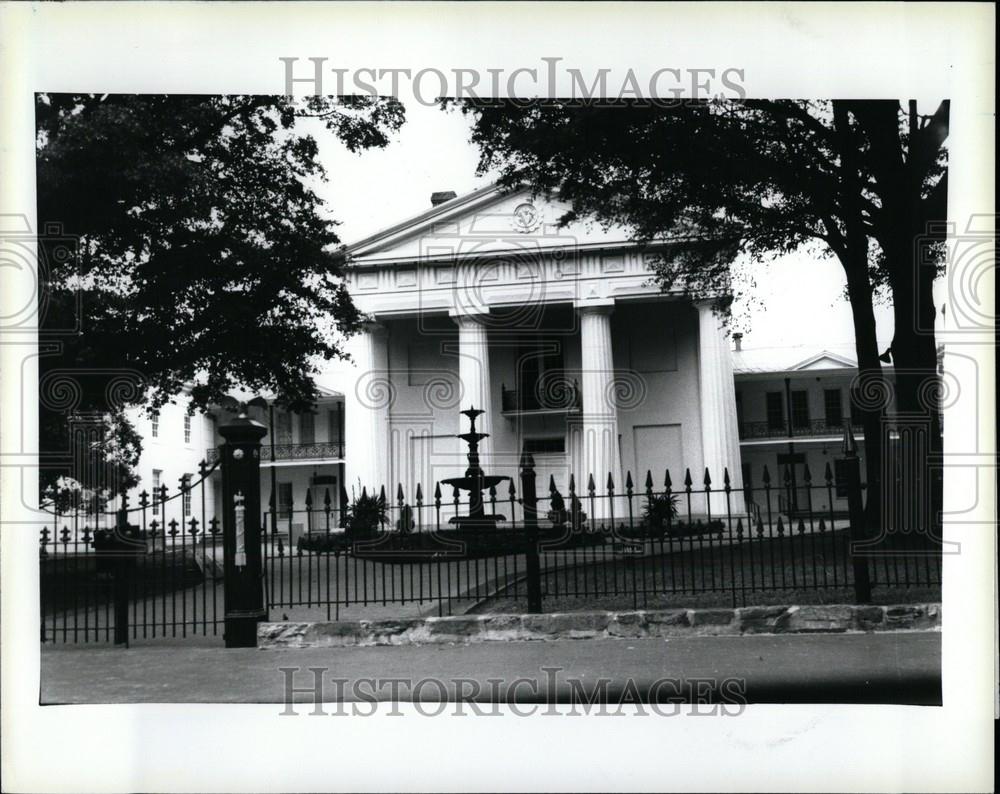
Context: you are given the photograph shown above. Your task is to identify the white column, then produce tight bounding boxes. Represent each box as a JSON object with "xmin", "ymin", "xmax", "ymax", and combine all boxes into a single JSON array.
[
  {"xmin": 697, "ymin": 302, "xmax": 745, "ymax": 514},
  {"xmin": 344, "ymin": 322, "xmax": 390, "ymax": 498},
  {"xmin": 577, "ymin": 302, "xmax": 621, "ymax": 519},
  {"xmin": 451, "ymin": 310, "xmax": 493, "ymax": 466}
]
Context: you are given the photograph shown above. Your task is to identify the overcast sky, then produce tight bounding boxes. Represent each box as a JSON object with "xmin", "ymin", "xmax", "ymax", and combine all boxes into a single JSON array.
[{"xmin": 309, "ymin": 102, "xmax": 897, "ymax": 355}]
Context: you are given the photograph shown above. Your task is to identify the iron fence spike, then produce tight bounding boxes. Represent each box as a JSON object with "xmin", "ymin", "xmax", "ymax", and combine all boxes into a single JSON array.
[{"xmin": 842, "ymin": 422, "xmax": 857, "ymax": 455}]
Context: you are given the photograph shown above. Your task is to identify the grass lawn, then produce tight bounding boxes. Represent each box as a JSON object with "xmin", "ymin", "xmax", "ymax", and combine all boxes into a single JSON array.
[{"xmin": 470, "ymin": 530, "xmax": 942, "ymax": 613}]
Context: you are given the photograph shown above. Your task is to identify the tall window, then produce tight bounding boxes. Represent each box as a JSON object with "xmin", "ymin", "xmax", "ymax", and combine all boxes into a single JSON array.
[
  {"xmin": 735, "ymin": 392, "xmax": 744, "ymax": 428},
  {"xmin": 277, "ymin": 482, "xmax": 293, "ymax": 519},
  {"xmin": 276, "ymin": 411, "xmax": 293, "ymax": 444},
  {"xmin": 152, "ymin": 469, "xmax": 162, "ymax": 505},
  {"xmin": 791, "ymin": 390, "xmax": 810, "ymax": 429},
  {"xmin": 766, "ymin": 392, "xmax": 785, "ymax": 430},
  {"xmin": 182, "ymin": 474, "xmax": 192, "ymax": 517},
  {"xmin": 823, "ymin": 389, "xmax": 843, "ymax": 427},
  {"xmin": 183, "ymin": 414, "xmax": 192, "ymax": 444},
  {"xmin": 151, "ymin": 411, "xmax": 160, "ymax": 438},
  {"xmin": 327, "ymin": 403, "xmax": 344, "ymax": 445},
  {"xmin": 517, "ymin": 335, "xmax": 565, "ymax": 410},
  {"xmin": 299, "ymin": 411, "xmax": 315, "ymax": 444}
]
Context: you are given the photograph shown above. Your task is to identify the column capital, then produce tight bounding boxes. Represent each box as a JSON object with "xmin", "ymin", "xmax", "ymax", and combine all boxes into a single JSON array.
[
  {"xmin": 574, "ymin": 298, "xmax": 615, "ymax": 315},
  {"xmin": 360, "ymin": 319, "xmax": 388, "ymax": 337}
]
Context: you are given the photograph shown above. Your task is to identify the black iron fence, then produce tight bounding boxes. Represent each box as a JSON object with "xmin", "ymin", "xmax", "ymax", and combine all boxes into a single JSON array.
[
  {"xmin": 39, "ymin": 459, "xmax": 223, "ymax": 644},
  {"xmin": 260, "ymin": 450, "xmax": 941, "ymax": 620},
  {"xmin": 40, "ymin": 438, "xmax": 942, "ymax": 644}
]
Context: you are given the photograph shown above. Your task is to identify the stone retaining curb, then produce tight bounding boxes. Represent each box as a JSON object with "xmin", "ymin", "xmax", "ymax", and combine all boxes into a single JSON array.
[{"xmin": 258, "ymin": 603, "xmax": 940, "ymax": 649}]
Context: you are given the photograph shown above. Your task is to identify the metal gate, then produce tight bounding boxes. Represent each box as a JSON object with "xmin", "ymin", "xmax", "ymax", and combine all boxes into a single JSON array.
[{"xmin": 39, "ymin": 458, "xmax": 224, "ymax": 644}]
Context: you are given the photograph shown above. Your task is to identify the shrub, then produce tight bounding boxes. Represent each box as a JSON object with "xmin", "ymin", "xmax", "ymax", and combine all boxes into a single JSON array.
[
  {"xmin": 641, "ymin": 494, "xmax": 678, "ymax": 533},
  {"xmin": 343, "ymin": 490, "xmax": 387, "ymax": 539},
  {"xmin": 296, "ymin": 532, "xmax": 348, "ymax": 554},
  {"xmin": 546, "ymin": 492, "xmax": 587, "ymax": 531}
]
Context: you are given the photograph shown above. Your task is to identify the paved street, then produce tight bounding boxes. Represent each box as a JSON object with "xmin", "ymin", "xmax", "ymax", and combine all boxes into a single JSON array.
[{"xmin": 41, "ymin": 630, "xmax": 940, "ymax": 705}]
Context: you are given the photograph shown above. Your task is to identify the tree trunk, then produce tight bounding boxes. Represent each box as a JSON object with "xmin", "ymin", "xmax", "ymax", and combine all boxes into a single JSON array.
[
  {"xmin": 842, "ymin": 252, "xmax": 886, "ymax": 537},
  {"xmin": 883, "ymin": 233, "xmax": 943, "ymax": 541},
  {"xmin": 832, "ymin": 101, "xmax": 887, "ymax": 536},
  {"xmin": 848, "ymin": 99, "xmax": 946, "ymax": 541}
]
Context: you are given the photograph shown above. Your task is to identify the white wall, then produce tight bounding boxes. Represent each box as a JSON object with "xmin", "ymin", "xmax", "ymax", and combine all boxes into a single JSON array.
[{"xmin": 126, "ymin": 395, "xmax": 216, "ymax": 518}]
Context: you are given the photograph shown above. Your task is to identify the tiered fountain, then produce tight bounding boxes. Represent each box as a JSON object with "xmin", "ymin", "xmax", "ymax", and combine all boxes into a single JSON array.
[{"xmin": 441, "ymin": 407, "xmax": 511, "ymax": 531}]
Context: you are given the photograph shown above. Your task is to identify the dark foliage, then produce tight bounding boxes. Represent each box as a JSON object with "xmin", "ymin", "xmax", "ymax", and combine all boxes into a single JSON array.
[{"xmin": 36, "ymin": 94, "xmax": 405, "ymax": 500}]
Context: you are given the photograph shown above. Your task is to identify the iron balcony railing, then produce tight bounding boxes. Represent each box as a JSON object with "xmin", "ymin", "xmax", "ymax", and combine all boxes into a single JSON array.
[
  {"xmin": 206, "ymin": 440, "xmax": 345, "ymax": 464},
  {"xmin": 739, "ymin": 419, "xmax": 860, "ymax": 440},
  {"xmin": 501, "ymin": 379, "xmax": 582, "ymax": 413}
]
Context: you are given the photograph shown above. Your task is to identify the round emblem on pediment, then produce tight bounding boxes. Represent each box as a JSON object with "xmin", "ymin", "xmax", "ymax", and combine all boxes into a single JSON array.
[{"xmin": 511, "ymin": 202, "xmax": 541, "ymax": 233}]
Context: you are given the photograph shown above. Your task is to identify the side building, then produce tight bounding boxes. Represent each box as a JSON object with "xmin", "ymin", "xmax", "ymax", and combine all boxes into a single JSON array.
[
  {"xmin": 732, "ymin": 339, "xmax": 889, "ymax": 518},
  {"xmin": 125, "ymin": 388, "xmax": 347, "ymax": 546}
]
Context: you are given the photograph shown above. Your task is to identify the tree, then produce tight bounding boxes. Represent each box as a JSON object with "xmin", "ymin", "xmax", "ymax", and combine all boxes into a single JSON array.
[
  {"xmin": 37, "ymin": 94, "xmax": 405, "ymax": 502},
  {"xmin": 447, "ymin": 99, "xmax": 948, "ymax": 531}
]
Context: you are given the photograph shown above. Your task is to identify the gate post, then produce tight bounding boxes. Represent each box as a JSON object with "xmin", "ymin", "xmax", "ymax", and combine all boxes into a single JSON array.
[
  {"xmin": 519, "ymin": 452, "xmax": 543, "ymax": 613},
  {"xmin": 219, "ymin": 409, "xmax": 269, "ymax": 647},
  {"xmin": 113, "ymin": 501, "xmax": 131, "ymax": 646},
  {"xmin": 842, "ymin": 425, "xmax": 873, "ymax": 603}
]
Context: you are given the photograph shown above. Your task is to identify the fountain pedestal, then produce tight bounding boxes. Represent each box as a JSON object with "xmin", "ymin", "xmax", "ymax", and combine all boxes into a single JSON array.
[{"xmin": 441, "ymin": 408, "xmax": 510, "ymax": 532}]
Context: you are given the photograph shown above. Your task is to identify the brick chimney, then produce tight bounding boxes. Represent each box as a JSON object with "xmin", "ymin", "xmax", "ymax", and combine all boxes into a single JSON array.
[
  {"xmin": 732, "ymin": 332, "xmax": 743, "ymax": 352},
  {"xmin": 430, "ymin": 190, "xmax": 457, "ymax": 207}
]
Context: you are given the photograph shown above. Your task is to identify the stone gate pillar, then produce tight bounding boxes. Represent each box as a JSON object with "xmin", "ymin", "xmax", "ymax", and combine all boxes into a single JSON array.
[{"xmin": 219, "ymin": 411, "xmax": 268, "ymax": 648}]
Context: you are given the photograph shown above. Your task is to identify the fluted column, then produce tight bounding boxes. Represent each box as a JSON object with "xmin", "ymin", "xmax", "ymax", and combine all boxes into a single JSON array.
[
  {"xmin": 578, "ymin": 302, "xmax": 621, "ymax": 519},
  {"xmin": 345, "ymin": 321, "xmax": 390, "ymax": 497},
  {"xmin": 451, "ymin": 309, "xmax": 493, "ymax": 466},
  {"xmin": 697, "ymin": 302, "xmax": 744, "ymax": 514}
]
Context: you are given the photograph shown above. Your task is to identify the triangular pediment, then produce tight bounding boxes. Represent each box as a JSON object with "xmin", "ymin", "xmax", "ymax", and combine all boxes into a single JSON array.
[
  {"xmin": 346, "ymin": 185, "xmax": 640, "ymax": 267},
  {"xmin": 791, "ymin": 351, "xmax": 858, "ymax": 371}
]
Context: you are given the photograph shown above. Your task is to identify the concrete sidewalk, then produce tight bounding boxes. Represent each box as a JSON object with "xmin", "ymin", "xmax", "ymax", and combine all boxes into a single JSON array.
[{"xmin": 41, "ymin": 631, "xmax": 941, "ymax": 706}]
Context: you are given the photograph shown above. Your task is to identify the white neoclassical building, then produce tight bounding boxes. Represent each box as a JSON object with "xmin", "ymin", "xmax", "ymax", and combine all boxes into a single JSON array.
[{"xmin": 337, "ymin": 185, "xmax": 744, "ymax": 516}]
